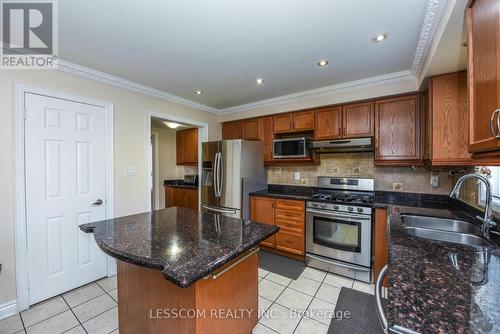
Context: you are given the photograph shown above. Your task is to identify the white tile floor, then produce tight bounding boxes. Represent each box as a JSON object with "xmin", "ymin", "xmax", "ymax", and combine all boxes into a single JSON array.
[
  {"xmin": 0, "ymin": 266, "xmax": 375, "ymax": 334},
  {"xmin": 0, "ymin": 276, "xmax": 118, "ymax": 334}
]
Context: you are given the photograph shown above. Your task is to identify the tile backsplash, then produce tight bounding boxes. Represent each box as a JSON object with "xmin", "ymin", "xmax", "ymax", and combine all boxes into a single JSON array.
[{"xmin": 266, "ymin": 153, "xmax": 459, "ymax": 195}]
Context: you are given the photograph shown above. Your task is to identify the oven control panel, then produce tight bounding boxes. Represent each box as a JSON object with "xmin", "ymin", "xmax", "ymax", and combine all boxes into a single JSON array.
[{"xmin": 307, "ymin": 202, "xmax": 372, "ymax": 215}]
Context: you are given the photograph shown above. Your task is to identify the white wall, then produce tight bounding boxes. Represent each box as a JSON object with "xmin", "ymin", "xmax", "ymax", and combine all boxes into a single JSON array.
[{"xmin": 0, "ymin": 70, "xmax": 220, "ymax": 306}]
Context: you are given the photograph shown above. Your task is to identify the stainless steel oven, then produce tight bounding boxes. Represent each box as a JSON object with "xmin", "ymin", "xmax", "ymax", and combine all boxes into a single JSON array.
[
  {"xmin": 305, "ymin": 177, "xmax": 374, "ymax": 283},
  {"xmin": 273, "ymin": 137, "xmax": 312, "ymax": 159}
]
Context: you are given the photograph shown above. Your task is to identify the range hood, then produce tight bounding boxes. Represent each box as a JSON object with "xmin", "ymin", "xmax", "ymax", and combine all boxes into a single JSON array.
[{"xmin": 313, "ymin": 137, "xmax": 374, "ymax": 153}]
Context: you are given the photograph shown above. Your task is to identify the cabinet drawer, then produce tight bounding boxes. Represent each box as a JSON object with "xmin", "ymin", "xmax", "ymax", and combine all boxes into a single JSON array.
[
  {"xmin": 274, "ymin": 199, "xmax": 305, "ymax": 212},
  {"xmin": 274, "ymin": 209, "xmax": 304, "ymax": 222},
  {"xmin": 275, "ymin": 231, "xmax": 304, "ymax": 255},
  {"xmin": 275, "ymin": 219, "xmax": 303, "ymax": 233},
  {"xmin": 261, "ymin": 235, "xmax": 275, "ymax": 248}
]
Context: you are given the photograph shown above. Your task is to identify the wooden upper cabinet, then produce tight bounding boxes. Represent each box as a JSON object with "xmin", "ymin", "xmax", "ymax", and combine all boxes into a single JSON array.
[
  {"xmin": 467, "ymin": 0, "xmax": 500, "ymax": 157},
  {"xmin": 342, "ymin": 101, "xmax": 374, "ymax": 138},
  {"xmin": 273, "ymin": 111, "xmax": 314, "ymax": 134},
  {"xmin": 250, "ymin": 196, "xmax": 275, "ymax": 248},
  {"xmin": 259, "ymin": 117, "xmax": 274, "ymax": 163},
  {"xmin": 292, "ymin": 111, "xmax": 314, "ymax": 132},
  {"xmin": 273, "ymin": 114, "xmax": 293, "ymax": 134},
  {"xmin": 314, "ymin": 107, "xmax": 342, "ymax": 140},
  {"xmin": 176, "ymin": 128, "xmax": 198, "ymax": 166},
  {"xmin": 424, "ymin": 72, "xmax": 472, "ymax": 165},
  {"xmin": 375, "ymin": 94, "xmax": 422, "ymax": 165},
  {"xmin": 222, "ymin": 121, "xmax": 243, "ymax": 139},
  {"xmin": 242, "ymin": 119, "xmax": 260, "ymax": 140}
]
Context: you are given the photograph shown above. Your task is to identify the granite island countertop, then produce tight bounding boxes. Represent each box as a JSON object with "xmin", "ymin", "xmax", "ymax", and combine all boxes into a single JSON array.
[
  {"xmin": 374, "ymin": 192, "xmax": 500, "ymax": 334},
  {"xmin": 80, "ymin": 207, "xmax": 279, "ymax": 288}
]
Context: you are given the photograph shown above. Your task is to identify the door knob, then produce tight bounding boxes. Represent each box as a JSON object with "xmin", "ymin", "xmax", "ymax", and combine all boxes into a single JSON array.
[{"xmin": 92, "ymin": 199, "xmax": 103, "ymax": 206}]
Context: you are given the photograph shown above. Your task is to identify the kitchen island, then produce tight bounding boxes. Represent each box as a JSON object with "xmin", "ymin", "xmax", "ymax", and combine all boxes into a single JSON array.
[{"xmin": 80, "ymin": 207, "xmax": 279, "ymax": 334}]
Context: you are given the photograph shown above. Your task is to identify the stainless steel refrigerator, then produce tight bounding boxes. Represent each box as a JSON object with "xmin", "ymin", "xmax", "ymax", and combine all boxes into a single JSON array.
[{"xmin": 201, "ymin": 140, "xmax": 266, "ymax": 219}]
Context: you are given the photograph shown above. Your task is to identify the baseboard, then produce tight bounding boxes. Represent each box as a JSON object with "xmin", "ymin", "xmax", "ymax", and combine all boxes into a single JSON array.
[{"xmin": 0, "ymin": 300, "xmax": 18, "ymax": 320}]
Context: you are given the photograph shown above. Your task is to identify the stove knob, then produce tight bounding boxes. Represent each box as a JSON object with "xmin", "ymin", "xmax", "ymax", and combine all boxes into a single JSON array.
[
  {"xmin": 348, "ymin": 207, "xmax": 354, "ymax": 212},
  {"xmin": 357, "ymin": 208, "xmax": 363, "ymax": 213},
  {"xmin": 312, "ymin": 203, "xmax": 319, "ymax": 208},
  {"xmin": 321, "ymin": 204, "xmax": 327, "ymax": 209},
  {"xmin": 334, "ymin": 205, "xmax": 339, "ymax": 210}
]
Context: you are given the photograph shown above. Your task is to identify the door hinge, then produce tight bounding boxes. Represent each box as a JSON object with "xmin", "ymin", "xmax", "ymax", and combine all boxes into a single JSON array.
[{"xmin": 23, "ymin": 110, "xmax": 27, "ymax": 120}]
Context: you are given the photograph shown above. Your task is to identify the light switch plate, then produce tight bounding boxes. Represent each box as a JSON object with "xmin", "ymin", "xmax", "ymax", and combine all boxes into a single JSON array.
[
  {"xmin": 124, "ymin": 166, "xmax": 136, "ymax": 177},
  {"xmin": 294, "ymin": 172, "xmax": 300, "ymax": 180}
]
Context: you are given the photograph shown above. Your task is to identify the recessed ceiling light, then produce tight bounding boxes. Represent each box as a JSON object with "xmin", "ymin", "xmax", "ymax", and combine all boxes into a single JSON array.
[
  {"xmin": 372, "ymin": 33, "xmax": 388, "ymax": 43},
  {"xmin": 256, "ymin": 78, "xmax": 264, "ymax": 85},
  {"xmin": 165, "ymin": 122, "xmax": 181, "ymax": 129},
  {"xmin": 317, "ymin": 60, "xmax": 329, "ymax": 67},
  {"xmin": 195, "ymin": 90, "xmax": 203, "ymax": 95}
]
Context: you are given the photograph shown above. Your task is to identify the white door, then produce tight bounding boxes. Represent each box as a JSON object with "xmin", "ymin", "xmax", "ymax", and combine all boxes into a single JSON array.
[{"xmin": 25, "ymin": 93, "xmax": 109, "ymax": 305}]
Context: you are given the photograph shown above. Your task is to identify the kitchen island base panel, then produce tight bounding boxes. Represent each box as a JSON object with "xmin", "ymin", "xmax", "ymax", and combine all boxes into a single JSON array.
[{"xmin": 117, "ymin": 252, "xmax": 258, "ymax": 334}]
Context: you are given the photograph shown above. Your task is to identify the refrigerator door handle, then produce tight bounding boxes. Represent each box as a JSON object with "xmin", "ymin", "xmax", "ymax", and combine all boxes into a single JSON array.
[
  {"xmin": 214, "ymin": 152, "xmax": 220, "ymax": 198},
  {"xmin": 202, "ymin": 204, "xmax": 237, "ymax": 214},
  {"xmin": 218, "ymin": 152, "xmax": 224, "ymax": 198}
]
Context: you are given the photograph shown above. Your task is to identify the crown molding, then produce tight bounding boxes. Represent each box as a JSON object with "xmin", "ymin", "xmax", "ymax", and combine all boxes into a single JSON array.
[
  {"xmin": 56, "ymin": 60, "xmax": 220, "ymax": 114},
  {"xmin": 410, "ymin": 0, "xmax": 442, "ymax": 76},
  {"xmin": 416, "ymin": 0, "xmax": 458, "ymax": 86},
  {"xmin": 217, "ymin": 70, "xmax": 417, "ymax": 114}
]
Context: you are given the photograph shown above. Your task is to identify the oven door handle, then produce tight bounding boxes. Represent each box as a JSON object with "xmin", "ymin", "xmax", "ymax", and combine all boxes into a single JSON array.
[{"xmin": 306, "ymin": 209, "xmax": 371, "ymax": 221}]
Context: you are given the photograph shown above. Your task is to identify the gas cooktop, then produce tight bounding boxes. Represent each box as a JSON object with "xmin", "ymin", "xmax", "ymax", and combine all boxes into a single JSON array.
[{"xmin": 307, "ymin": 176, "xmax": 375, "ymax": 207}]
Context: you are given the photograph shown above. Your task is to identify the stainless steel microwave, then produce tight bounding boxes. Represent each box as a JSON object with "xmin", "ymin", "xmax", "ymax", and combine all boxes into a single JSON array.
[{"xmin": 273, "ymin": 137, "xmax": 312, "ymax": 159}]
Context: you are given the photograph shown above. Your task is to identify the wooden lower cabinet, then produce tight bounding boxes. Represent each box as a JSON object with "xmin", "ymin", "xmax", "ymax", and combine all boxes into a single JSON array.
[
  {"xmin": 117, "ymin": 251, "xmax": 258, "ymax": 334},
  {"xmin": 165, "ymin": 186, "xmax": 199, "ymax": 210},
  {"xmin": 249, "ymin": 196, "xmax": 275, "ymax": 247},
  {"xmin": 250, "ymin": 196, "xmax": 305, "ymax": 256},
  {"xmin": 373, "ymin": 207, "xmax": 388, "ymax": 286}
]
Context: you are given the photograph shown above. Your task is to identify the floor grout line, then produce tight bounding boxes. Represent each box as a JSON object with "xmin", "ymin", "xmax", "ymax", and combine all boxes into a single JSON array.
[
  {"xmin": 61, "ymin": 294, "xmax": 88, "ymax": 334},
  {"xmin": 291, "ymin": 269, "xmax": 329, "ymax": 333}
]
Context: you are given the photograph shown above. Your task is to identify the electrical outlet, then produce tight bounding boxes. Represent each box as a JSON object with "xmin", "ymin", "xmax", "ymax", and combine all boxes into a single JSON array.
[
  {"xmin": 331, "ymin": 167, "xmax": 339, "ymax": 174},
  {"xmin": 353, "ymin": 167, "xmax": 360, "ymax": 175},
  {"xmin": 301, "ymin": 179, "xmax": 308, "ymax": 185},
  {"xmin": 430, "ymin": 175, "xmax": 439, "ymax": 188},
  {"xmin": 392, "ymin": 182, "xmax": 403, "ymax": 191},
  {"xmin": 294, "ymin": 172, "xmax": 300, "ymax": 180}
]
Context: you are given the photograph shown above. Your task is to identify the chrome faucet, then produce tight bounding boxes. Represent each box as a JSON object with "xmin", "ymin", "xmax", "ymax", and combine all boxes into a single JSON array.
[{"xmin": 450, "ymin": 173, "xmax": 497, "ymax": 236}]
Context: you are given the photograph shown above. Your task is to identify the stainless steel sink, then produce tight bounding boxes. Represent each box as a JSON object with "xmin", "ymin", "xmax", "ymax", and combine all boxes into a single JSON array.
[
  {"xmin": 400, "ymin": 215, "xmax": 481, "ymax": 234},
  {"xmin": 404, "ymin": 227, "xmax": 494, "ymax": 248}
]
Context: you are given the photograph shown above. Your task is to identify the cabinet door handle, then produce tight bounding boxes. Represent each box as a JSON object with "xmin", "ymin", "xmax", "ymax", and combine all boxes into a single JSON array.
[
  {"xmin": 495, "ymin": 109, "xmax": 500, "ymax": 139},
  {"xmin": 490, "ymin": 109, "xmax": 500, "ymax": 139}
]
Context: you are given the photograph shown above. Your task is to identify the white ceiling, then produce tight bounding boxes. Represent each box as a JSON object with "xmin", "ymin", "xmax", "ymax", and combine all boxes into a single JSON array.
[{"xmin": 59, "ymin": 0, "xmax": 446, "ymax": 111}]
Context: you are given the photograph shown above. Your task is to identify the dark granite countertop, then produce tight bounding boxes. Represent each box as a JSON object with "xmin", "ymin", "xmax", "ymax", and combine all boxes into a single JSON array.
[
  {"xmin": 80, "ymin": 207, "xmax": 279, "ymax": 288},
  {"xmin": 164, "ymin": 179, "xmax": 198, "ymax": 189},
  {"xmin": 374, "ymin": 191, "xmax": 500, "ymax": 334},
  {"xmin": 250, "ymin": 184, "xmax": 319, "ymax": 201}
]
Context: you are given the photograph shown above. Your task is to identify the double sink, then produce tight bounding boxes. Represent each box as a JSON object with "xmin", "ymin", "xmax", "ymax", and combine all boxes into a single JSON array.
[{"xmin": 401, "ymin": 215, "xmax": 495, "ymax": 248}]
